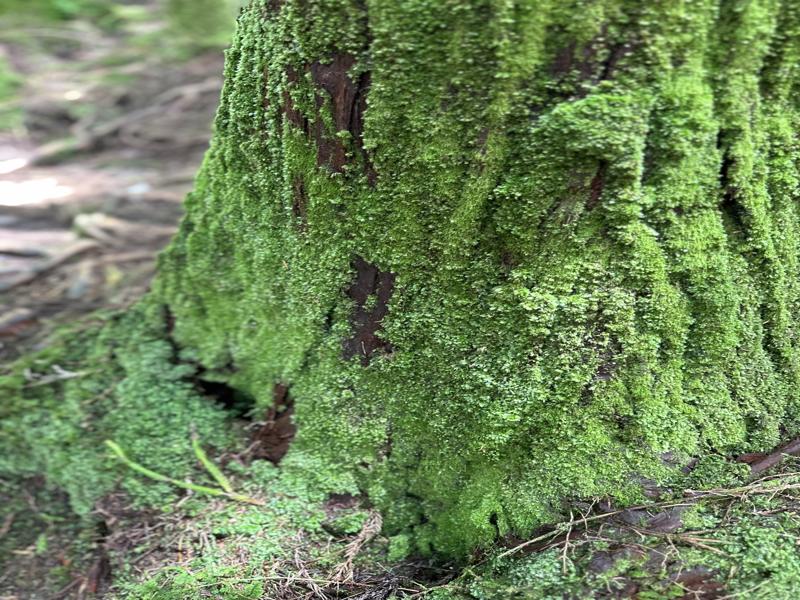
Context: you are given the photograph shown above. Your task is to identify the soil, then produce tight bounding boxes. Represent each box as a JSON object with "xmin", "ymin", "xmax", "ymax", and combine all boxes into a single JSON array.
[{"xmin": 0, "ymin": 8, "xmax": 223, "ymax": 362}]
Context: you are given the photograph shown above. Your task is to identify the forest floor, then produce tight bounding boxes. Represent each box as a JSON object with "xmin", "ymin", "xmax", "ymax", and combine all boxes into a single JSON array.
[
  {"xmin": 0, "ymin": 6, "xmax": 222, "ymax": 363},
  {"xmin": 5, "ymin": 7, "xmax": 800, "ymax": 600},
  {"xmin": 0, "ymin": 6, "xmax": 223, "ymax": 598}
]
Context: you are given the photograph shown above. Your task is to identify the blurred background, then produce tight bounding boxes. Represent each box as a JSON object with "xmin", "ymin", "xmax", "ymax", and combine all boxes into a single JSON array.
[{"xmin": 0, "ymin": 0, "xmax": 240, "ymax": 362}]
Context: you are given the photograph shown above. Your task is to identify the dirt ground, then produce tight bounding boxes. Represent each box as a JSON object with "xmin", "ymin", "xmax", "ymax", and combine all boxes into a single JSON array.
[{"xmin": 0, "ymin": 9, "xmax": 224, "ymax": 362}]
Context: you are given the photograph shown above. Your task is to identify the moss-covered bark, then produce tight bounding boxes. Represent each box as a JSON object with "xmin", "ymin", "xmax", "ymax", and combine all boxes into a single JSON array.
[{"xmin": 153, "ymin": 0, "xmax": 800, "ymax": 557}]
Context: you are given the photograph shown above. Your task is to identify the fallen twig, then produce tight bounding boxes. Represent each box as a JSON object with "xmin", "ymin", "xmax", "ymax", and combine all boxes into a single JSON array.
[
  {"xmin": 332, "ymin": 511, "xmax": 383, "ymax": 583},
  {"xmin": 496, "ymin": 473, "xmax": 800, "ymax": 562},
  {"xmin": 24, "ymin": 364, "xmax": 89, "ymax": 388},
  {"xmin": 0, "ymin": 240, "xmax": 99, "ymax": 291},
  {"xmin": 191, "ymin": 434, "xmax": 234, "ymax": 494},
  {"xmin": 105, "ymin": 440, "xmax": 263, "ymax": 506}
]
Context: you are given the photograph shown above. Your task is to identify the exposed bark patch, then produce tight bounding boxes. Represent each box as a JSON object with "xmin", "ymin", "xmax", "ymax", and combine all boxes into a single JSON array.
[
  {"xmin": 343, "ymin": 256, "xmax": 396, "ymax": 365},
  {"xmin": 310, "ymin": 54, "xmax": 356, "ymax": 172},
  {"xmin": 284, "ymin": 55, "xmax": 376, "ymax": 182},
  {"xmin": 309, "ymin": 54, "xmax": 375, "ymax": 181},
  {"xmin": 249, "ymin": 383, "xmax": 296, "ymax": 464}
]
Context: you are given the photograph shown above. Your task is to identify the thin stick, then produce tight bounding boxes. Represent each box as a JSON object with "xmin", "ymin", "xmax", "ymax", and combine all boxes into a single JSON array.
[
  {"xmin": 192, "ymin": 435, "xmax": 234, "ymax": 494},
  {"xmin": 104, "ymin": 440, "xmax": 263, "ymax": 506}
]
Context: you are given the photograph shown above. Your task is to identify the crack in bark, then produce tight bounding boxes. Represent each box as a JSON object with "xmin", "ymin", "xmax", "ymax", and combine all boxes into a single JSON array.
[
  {"xmin": 291, "ymin": 176, "xmax": 307, "ymax": 227},
  {"xmin": 343, "ymin": 256, "xmax": 395, "ymax": 365},
  {"xmin": 282, "ymin": 54, "xmax": 376, "ymax": 183},
  {"xmin": 249, "ymin": 383, "xmax": 296, "ymax": 464},
  {"xmin": 718, "ymin": 151, "xmax": 745, "ymax": 236}
]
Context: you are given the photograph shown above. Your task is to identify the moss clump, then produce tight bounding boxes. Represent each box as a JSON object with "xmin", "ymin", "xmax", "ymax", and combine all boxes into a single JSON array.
[
  {"xmin": 0, "ymin": 302, "xmax": 233, "ymax": 515},
  {"xmin": 144, "ymin": 0, "xmax": 800, "ymax": 558},
  {"xmin": 437, "ymin": 469, "xmax": 800, "ymax": 599},
  {"xmin": 105, "ymin": 465, "xmax": 800, "ymax": 599}
]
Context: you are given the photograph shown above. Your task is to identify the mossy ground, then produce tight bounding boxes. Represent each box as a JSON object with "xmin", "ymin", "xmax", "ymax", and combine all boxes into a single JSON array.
[
  {"xmin": 100, "ymin": 460, "xmax": 800, "ymax": 599},
  {"xmin": 2, "ymin": 308, "xmax": 800, "ymax": 597},
  {"xmin": 5, "ymin": 319, "xmax": 800, "ymax": 599}
]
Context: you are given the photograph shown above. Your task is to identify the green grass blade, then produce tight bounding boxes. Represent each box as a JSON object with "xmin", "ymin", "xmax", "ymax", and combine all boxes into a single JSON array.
[
  {"xmin": 104, "ymin": 440, "xmax": 263, "ymax": 505},
  {"xmin": 192, "ymin": 435, "xmax": 234, "ymax": 493}
]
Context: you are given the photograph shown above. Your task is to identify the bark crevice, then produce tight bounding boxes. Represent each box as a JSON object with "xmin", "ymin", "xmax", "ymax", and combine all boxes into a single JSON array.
[
  {"xmin": 343, "ymin": 256, "xmax": 395, "ymax": 365},
  {"xmin": 249, "ymin": 383, "xmax": 296, "ymax": 465}
]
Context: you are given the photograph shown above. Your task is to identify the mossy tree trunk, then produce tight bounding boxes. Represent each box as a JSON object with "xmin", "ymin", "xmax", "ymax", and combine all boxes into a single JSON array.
[{"xmin": 155, "ymin": 0, "xmax": 800, "ymax": 557}]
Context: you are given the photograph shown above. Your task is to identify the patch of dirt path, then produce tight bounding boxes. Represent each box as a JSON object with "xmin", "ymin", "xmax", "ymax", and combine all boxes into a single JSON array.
[{"xmin": 0, "ymin": 9, "xmax": 224, "ymax": 361}]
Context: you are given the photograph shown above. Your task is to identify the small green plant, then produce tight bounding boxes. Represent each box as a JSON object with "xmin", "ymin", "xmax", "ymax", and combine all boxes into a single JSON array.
[
  {"xmin": 0, "ymin": 54, "xmax": 21, "ymax": 131},
  {"xmin": 105, "ymin": 439, "xmax": 262, "ymax": 506}
]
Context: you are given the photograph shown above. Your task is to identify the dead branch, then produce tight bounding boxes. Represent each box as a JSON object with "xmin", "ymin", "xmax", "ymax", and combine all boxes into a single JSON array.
[{"xmin": 332, "ymin": 511, "xmax": 383, "ymax": 584}]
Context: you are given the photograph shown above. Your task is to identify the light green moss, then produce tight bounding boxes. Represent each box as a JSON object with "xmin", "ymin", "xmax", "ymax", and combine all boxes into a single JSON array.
[
  {"xmin": 5, "ymin": 0, "xmax": 800, "ymax": 571},
  {"xmin": 0, "ymin": 304, "xmax": 234, "ymax": 514},
  {"xmin": 148, "ymin": 0, "xmax": 800, "ymax": 557}
]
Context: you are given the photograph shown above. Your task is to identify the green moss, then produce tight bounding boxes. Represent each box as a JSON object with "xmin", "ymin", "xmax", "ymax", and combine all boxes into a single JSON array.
[
  {"xmin": 432, "ymin": 470, "xmax": 800, "ymax": 598},
  {"xmin": 6, "ymin": 0, "xmax": 800, "ymax": 578},
  {"xmin": 0, "ymin": 303, "xmax": 233, "ymax": 514},
  {"xmin": 144, "ymin": 0, "xmax": 800, "ymax": 558},
  {"xmin": 109, "ymin": 454, "xmax": 369, "ymax": 599}
]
